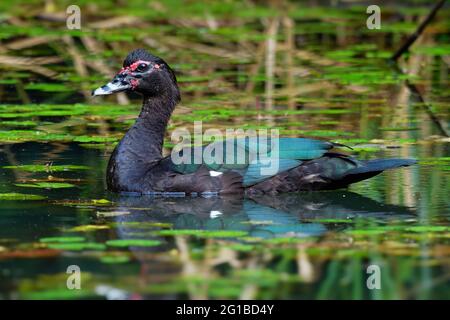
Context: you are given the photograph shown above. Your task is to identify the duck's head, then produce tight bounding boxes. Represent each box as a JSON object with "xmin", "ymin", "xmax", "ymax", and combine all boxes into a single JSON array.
[{"xmin": 92, "ymin": 49, "xmax": 180, "ymax": 102}]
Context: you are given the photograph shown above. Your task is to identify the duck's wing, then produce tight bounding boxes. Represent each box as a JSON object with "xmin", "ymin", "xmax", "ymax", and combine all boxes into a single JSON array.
[
  {"xmin": 162, "ymin": 136, "xmax": 415, "ymax": 194},
  {"xmin": 166, "ymin": 137, "xmax": 336, "ymax": 187}
]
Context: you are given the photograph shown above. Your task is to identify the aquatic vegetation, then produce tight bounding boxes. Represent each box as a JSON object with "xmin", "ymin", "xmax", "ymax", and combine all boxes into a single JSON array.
[
  {"xmin": 112, "ymin": 221, "xmax": 173, "ymax": 229},
  {"xmin": 0, "ymin": 193, "xmax": 46, "ymax": 200},
  {"xmin": 15, "ymin": 182, "xmax": 76, "ymax": 189},
  {"xmin": 96, "ymin": 210, "xmax": 130, "ymax": 218},
  {"xmin": 4, "ymin": 164, "xmax": 90, "ymax": 172},
  {"xmin": 92, "ymin": 199, "xmax": 111, "ymax": 205},
  {"xmin": 22, "ymin": 289, "xmax": 95, "ymax": 300},
  {"xmin": 100, "ymin": 254, "xmax": 131, "ymax": 264},
  {"xmin": 105, "ymin": 239, "xmax": 161, "ymax": 247},
  {"xmin": 39, "ymin": 236, "xmax": 86, "ymax": 243},
  {"xmin": 157, "ymin": 229, "xmax": 248, "ymax": 238},
  {"xmin": 45, "ymin": 242, "xmax": 106, "ymax": 251},
  {"xmin": 405, "ymin": 226, "xmax": 448, "ymax": 233},
  {"xmin": 66, "ymin": 225, "xmax": 110, "ymax": 232},
  {"xmin": 1, "ymin": 120, "xmax": 38, "ymax": 127}
]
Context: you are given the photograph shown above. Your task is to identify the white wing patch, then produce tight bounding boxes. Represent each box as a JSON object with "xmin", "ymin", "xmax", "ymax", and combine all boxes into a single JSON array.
[
  {"xmin": 210, "ymin": 210, "xmax": 223, "ymax": 218},
  {"xmin": 209, "ymin": 171, "xmax": 223, "ymax": 177}
]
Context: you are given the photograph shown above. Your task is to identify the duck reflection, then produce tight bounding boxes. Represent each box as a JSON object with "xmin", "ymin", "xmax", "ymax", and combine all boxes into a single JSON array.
[
  {"xmin": 109, "ymin": 191, "xmax": 415, "ymax": 240},
  {"xmin": 100, "ymin": 191, "xmax": 416, "ymax": 299}
]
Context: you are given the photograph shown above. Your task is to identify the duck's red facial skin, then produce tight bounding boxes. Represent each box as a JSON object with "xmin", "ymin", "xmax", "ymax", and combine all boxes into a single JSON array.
[
  {"xmin": 130, "ymin": 78, "xmax": 140, "ymax": 89},
  {"xmin": 115, "ymin": 60, "xmax": 161, "ymax": 91},
  {"xmin": 117, "ymin": 60, "xmax": 160, "ymax": 75}
]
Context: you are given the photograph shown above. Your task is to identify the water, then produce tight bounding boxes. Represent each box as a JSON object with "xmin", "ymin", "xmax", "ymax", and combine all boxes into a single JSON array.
[{"xmin": 0, "ymin": 0, "xmax": 449, "ymax": 299}]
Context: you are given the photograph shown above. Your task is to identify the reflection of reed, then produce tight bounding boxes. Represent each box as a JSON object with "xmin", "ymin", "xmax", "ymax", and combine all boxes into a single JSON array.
[
  {"xmin": 297, "ymin": 244, "xmax": 315, "ymax": 283},
  {"xmin": 176, "ymin": 236, "xmax": 207, "ymax": 299},
  {"xmin": 265, "ymin": 18, "xmax": 279, "ymax": 111},
  {"xmin": 283, "ymin": 17, "xmax": 295, "ymax": 110},
  {"xmin": 385, "ymin": 44, "xmax": 428, "ymax": 208}
]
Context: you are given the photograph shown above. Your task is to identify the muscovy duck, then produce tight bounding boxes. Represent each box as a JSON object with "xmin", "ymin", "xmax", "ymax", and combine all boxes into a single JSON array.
[{"xmin": 92, "ymin": 49, "xmax": 416, "ymax": 195}]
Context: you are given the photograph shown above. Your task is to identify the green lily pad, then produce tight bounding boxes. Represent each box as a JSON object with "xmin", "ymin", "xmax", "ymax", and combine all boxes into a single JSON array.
[
  {"xmin": 73, "ymin": 136, "xmax": 119, "ymax": 143},
  {"xmin": 23, "ymin": 289, "xmax": 95, "ymax": 300},
  {"xmin": 100, "ymin": 255, "xmax": 131, "ymax": 264},
  {"xmin": 92, "ymin": 199, "xmax": 111, "ymax": 204},
  {"xmin": 105, "ymin": 239, "xmax": 162, "ymax": 247},
  {"xmin": 46, "ymin": 242, "xmax": 106, "ymax": 251},
  {"xmin": 112, "ymin": 221, "xmax": 173, "ymax": 229},
  {"xmin": 405, "ymin": 226, "xmax": 448, "ymax": 233},
  {"xmin": 15, "ymin": 182, "xmax": 76, "ymax": 189},
  {"xmin": 67, "ymin": 225, "xmax": 109, "ymax": 232},
  {"xmin": 226, "ymin": 244, "xmax": 256, "ymax": 252},
  {"xmin": 4, "ymin": 164, "xmax": 90, "ymax": 172},
  {"xmin": 40, "ymin": 236, "xmax": 86, "ymax": 243},
  {"xmin": 0, "ymin": 193, "xmax": 46, "ymax": 200},
  {"xmin": 157, "ymin": 229, "xmax": 248, "ymax": 238},
  {"xmin": 346, "ymin": 229, "xmax": 385, "ymax": 236},
  {"xmin": 2, "ymin": 120, "xmax": 38, "ymax": 127}
]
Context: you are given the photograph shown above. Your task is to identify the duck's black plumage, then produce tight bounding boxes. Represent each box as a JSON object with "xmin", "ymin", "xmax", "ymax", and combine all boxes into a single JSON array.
[{"xmin": 93, "ymin": 49, "xmax": 416, "ymax": 195}]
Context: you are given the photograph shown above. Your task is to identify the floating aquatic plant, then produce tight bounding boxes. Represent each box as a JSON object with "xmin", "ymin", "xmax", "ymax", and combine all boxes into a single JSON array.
[
  {"xmin": 15, "ymin": 182, "xmax": 76, "ymax": 189},
  {"xmin": 39, "ymin": 236, "xmax": 86, "ymax": 243},
  {"xmin": 0, "ymin": 193, "xmax": 46, "ymax": 200},
  {"xmin": 157, "ymin": 229, "xmax": 248, "ymax": 238},
  {"xmin": 4, "ymin": 164, "xmax": 89, "ymax": 172},
  {"xmin": 105, "ymin": 239, "xmax": 161, "ymax": 247}
]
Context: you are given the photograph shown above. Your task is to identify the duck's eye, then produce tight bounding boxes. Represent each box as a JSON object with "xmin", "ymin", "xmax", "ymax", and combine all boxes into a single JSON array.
[{"xmin": 136, "ymin": 63, "xmax": 148, "ymax": 72}]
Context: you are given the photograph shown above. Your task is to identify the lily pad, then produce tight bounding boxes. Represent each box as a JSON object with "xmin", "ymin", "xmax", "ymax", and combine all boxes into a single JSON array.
[
  {"xmin": 405, "ymin": 226, "xmax": 448, "ymax": 233},
  {"xmin": 4, "ymin": 164, "xmax": 90, "ymax": 172},
  {"xmin": 46, "ymin": 242, "xmax": 106, "ymax": 251},
  {"xmin": 67, "ymin": 225, "xmax": 110, "ymax": 232},
  {"xmin": 92, "ymin": 199, "xmax": 111, "ymax": 204},
  {"xmin": 0, "ymin": 193, "xmax": 46, "ymax": 200},
  {"xmin": 40, "ymin": 236, "xmax": 86, "ymax": 243},
  {"xmin": 105, "ymin": 239, "xmax": 161, "ymax": 247},
  {"xmin": 346, "ymin": 229, "xmax": 385, "ymax": 236},
  {"xmin": 100, "ymin": 254, "xmax": 131, "ymax": 264},
  {"xmin": 157, "ymin": 229, "xmax": 248, "ymax": 238},
  {"xmin": 15, "ymin": 182, "xmax": 76, "ymax": 189}
]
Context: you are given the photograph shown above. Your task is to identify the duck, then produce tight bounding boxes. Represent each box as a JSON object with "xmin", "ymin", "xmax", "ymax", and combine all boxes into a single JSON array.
[{"xmin": 92, "ymin": 49, "xmax": 416, "ymax": 195}]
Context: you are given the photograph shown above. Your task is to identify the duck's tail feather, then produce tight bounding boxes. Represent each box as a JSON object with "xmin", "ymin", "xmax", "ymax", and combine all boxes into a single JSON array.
[
  {"xmin": 327, "ymin": 157, "xmax": 417, "ymax": 189},
  {"xmin": 347, "ymin": 158, "xmax": 417, "ymax": 176},
  {"xmin": 246, "ymin": 154, "xmax": 417, "ymax": 194}
]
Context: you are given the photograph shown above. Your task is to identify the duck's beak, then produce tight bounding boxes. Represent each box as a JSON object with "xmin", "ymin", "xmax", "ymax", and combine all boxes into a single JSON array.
[{"xmin": 92, "ymin": 74, "xmax": 131, "ymax": 96}]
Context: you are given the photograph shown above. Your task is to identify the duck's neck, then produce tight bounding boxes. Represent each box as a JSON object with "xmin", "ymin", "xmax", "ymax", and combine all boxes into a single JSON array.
[
  {"xmin": 123, "ymin": 94, "xmax": 176, "ymax": 162},
  {"xmin": 107, "ymin": 94, "xmax": 178, "ymax": 192}
]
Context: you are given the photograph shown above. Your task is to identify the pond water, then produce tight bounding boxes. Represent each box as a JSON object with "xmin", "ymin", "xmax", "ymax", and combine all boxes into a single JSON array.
[{"xmin": 0, "ymin": 1, "xmax": 449, "ymax": 299}]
